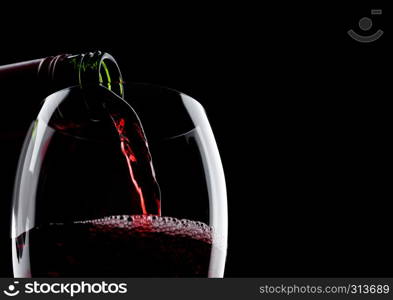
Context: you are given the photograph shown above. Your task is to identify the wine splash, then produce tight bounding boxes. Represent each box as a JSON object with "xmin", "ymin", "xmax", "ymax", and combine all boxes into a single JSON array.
[{"xmin": 111, "ymin": 115, "xmax": 161, "ymax": 216}]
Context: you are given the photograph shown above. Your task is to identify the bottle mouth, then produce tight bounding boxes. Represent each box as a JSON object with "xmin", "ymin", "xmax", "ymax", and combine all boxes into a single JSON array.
[
  {"xmin": 79, "ymin": 52, "xmax": 124, "ymax": 99},
  {"xmin": 99, "ymin": 55, "xmax": 124, "ymax": 99}
]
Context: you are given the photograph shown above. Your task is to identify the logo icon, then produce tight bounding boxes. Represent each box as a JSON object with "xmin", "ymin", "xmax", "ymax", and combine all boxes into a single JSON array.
[
  {"xmin": 348, "ymin": 9, "xmax": 383, "ymax": 43},
  {"xmin": 3, "ymin": 281, "xmax": 20, "ymax": 297}
]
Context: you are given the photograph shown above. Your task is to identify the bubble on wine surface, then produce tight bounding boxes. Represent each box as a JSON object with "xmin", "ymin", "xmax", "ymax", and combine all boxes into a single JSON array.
[{"xmin": 75, "ymin": 215, "xmax": 212, "ymax": 244}]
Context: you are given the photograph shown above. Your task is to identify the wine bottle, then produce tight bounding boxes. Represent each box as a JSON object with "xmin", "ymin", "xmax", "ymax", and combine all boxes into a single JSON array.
[{"xmin": 0, "ymin": 51, "xmax": 124, "ymax": 276}]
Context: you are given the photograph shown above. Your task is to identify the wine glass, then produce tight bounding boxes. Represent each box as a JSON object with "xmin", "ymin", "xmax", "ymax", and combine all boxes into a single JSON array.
[{"xmin": 11, "ymin": 83, "xmax": 227, "ymax": 277}]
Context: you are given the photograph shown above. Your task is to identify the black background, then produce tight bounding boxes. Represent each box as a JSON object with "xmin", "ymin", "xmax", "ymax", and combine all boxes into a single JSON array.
[{"xmin": 0, "ymin": 2, "xmax": 390, "ymax": 277}]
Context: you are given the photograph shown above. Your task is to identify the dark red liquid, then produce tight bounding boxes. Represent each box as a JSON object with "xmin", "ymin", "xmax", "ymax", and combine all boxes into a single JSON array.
[
  {"xmin": 110, "ymin": 115, "xmax": 161, "ymax": 216},
  {"xmin": 13, "ymin": 215, "xmax": 213, "ymax": 277}
]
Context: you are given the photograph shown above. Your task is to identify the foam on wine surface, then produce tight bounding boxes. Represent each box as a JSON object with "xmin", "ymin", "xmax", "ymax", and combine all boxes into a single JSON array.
[
  {"xmin": 75, "ymin": 215, "xmax": 212, "ymax": 243},
  {"xmin": 14, "ymin": 215, "xmax": 213, "ymax": 277}
]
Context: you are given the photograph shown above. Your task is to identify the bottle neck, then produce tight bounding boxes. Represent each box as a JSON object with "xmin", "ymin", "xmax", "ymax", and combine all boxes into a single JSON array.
[
  {"xmin": 39, "ymin": 51, "xmax": 124, "ymax": 98},
  {"xmin": 0, "ymin": 51, "xmax": 124, "ymax": 99}
]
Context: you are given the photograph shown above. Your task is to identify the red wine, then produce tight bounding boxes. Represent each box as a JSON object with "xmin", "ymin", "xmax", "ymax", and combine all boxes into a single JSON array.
[
  {"xmin": 13, "ymin": 215, "xmax": 213, "ymax": 277},
  {"xmin": 111, "ymin": 115, "xmax": 161, "ymax": 215}
]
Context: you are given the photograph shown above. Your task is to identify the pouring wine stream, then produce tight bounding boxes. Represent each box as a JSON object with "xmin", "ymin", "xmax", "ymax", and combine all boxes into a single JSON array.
[{"xmin": 110, "ymin": 114, "xmax": 161, "ymax": 216}]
